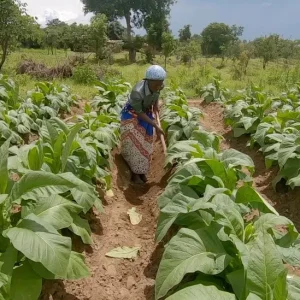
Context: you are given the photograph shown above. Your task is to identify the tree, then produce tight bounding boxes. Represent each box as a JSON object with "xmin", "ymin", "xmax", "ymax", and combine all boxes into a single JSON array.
[
  {"xmin": 176, "ymin": 39, "xmax": 201, "ymax": 66},
  {"xmin": 108, "ymin": 21, "xmax": 126, "ymax": 40},
  {"xmin": 162, "ymin": 32, "xmax": 176, "ymax": 69},
  {"xmin": 45, "ymin": 27, "xmax": 58, "ymax": 54},
  {"xmin": 89, "ymin": 14, "xmax": 108, "ymax": 61},
  {"xmin": 179, "ymin": 25, "xmax": 192, "ymax": 42},
  {"xmin": 81, "ymin": 0, "xmax": 175, "ymax": 62},
  {"xmin": 20, "ymin": 17, "xmax": 45, "ymax": 49},
  {"xmin": 144, "ymin": 1, "xmax": 170, "ymax": 52},
  {"xmin": 253, "ymin": 34, "xmax": 280, "ymax": 69},
  {"xmin": 44, "ymin": 18, "xmax": 70, "ymax": 54},
  {"xmin": 201, "ymin": 22, "xmax": 244, "ymax": 56},
  {"xmin": 68, "ymin": 23, "xmax": 90, "ymax": 53},
  {"xmin": 0, "ymin": 0, "xmax": 30, "ymax": 70},
  {"xmin": 277, "ymin": 38, "xmax": 298, "ymax": 63}
]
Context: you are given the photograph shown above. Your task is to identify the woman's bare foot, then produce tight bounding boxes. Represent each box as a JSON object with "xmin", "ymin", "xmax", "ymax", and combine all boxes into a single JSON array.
[
  {"xmin": 132, "ymin": 173, "xmax": 144, "ymax": 184},
  {"xmin": 139, "ymin": 174, "xmax": 148, "ymax": 183}
]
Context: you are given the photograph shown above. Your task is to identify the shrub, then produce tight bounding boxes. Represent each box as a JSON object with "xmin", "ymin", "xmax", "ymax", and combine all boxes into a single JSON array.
[{"xmin": 72, "ymin": 65, "xmax": 97, "ymax": 84}]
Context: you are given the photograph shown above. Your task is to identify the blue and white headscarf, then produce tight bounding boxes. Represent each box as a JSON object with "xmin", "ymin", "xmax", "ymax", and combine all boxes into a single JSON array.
[{"xmin": 145, "ymin": 65, "xmax": 167, "ymax": 81}]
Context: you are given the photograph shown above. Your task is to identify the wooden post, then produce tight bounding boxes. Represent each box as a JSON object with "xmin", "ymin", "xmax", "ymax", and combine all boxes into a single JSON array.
[{"xmin": 155, "ymin": 112, "xmax": 167, "ymax": 155}]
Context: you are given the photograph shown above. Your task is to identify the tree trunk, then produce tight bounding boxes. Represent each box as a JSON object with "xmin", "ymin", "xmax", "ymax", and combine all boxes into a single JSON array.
[
  {"xmin": 263, "ymin": 59, "xmax": 267, "ymax": 70},
  {"xmin": 0, "ymin": 40, "xmax": 9, "ymax": 71},
  {"xmin": 164, "ymin": 56, "xmax": 167, "ymax": 70},
  {"xmin": 124, "ymin": 12, "xmax": 136, "ymax": 63}
]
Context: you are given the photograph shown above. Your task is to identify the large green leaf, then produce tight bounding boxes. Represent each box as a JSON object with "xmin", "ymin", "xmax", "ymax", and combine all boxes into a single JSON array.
[
  {"xmin": 227, "ymin": 268, "xmax": 246, "ymax": 300},
  {"xmin": 288, "ymin": 276, "xmax": 300, "ymax": 300},
  {"xmin": 61, "ymin": 123, "xmax": 83, "ymax": 172},
  {"xmin": 273, "ymin": 269, "xmax": 288, "ymax": 300},
  {"xmin": 278, "ymin": 135, "xmax": 300, "ymax": 168},
  {"xmin": 215, "ymin": 207, "xmax": 244, "ymax": 241},
  {"xmin": 191, "ymin": 130, "xmax": 220, "ymax": 151},
  {"xmin": 236, "ymin": 186, "xmax": 279, "ymax": 215},
  {"xmin": 155, "ymin": 227, "xmax": 232, "ymax": 299},
  {"xmin": 65, "ymin": 251, "xmax": 90, "ymax": 280},
  {"xmin": 165, "ymin": 141, "xmax": 198, "ymax": 167},
  {"xmin": 156, "ymin": 185, "xmax": 214, "ymax": 242},
  {"xmin": 10, "ymin": 171, "xmax": 96, "ymax": 204},
  {"xmin": 0, "ymin": 244, "xmax": 18, "ymax": 276},
  {"xmin": 10, "ymin": 260, "xmax": 42, "ymax": 300},
  {"xmin": 221, "ymin": 149, "xmax": 254, "ymax": 173},
  {"xmin": 6, "ymin": 214, "xmax": 72, "ymax": 277},
  {"xmin": 254, "ymin": 214, "xmax": 293, "ymax": 233},
  {"xmin": 277, "ymin": 241, "xmax": 300, "ymax": 267},
  {"xmin": 69, "ymin": 215, "xmax": 92, "ymax": 245},
  {"xmin": 22, "ymin": 195, "xmax": 83, "ymax": 230},
  {"xmin": 30, "ymin": 251, "xmax": 89, "ymax": 280},
  {"xmin": 166, "ymin": 283, "xmax": 236, "ymax": 300},
  {"xmin": 0, "ymin": 139, "xmax": 10, "ymax": 194},
  {"xmin": 28, "ymin": 145, "xmax": 43, "ymax": 171},
  {"xmin": 71, "ymin": 188, "xmax": 98, "ymax": 213},
  {"xmin": 287, "ymin": 175, "xmax": 300, "ymax": 189},
  {"xmin": 247, "ymin": 231, "xmax": 286, "ymax": 299}
]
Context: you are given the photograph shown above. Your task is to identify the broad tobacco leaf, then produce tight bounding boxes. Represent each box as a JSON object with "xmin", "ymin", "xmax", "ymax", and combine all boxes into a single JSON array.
[
  {"xmin": 246, "ymin": 231, "xmax": 286, "ymax": 299},
  {"xmin": 166, "ymin": 283, "xmax": 236, "ymax": 300},
  {"xmin": 155, "ymin": 227, "xmax": 232, "ymax": 299}
]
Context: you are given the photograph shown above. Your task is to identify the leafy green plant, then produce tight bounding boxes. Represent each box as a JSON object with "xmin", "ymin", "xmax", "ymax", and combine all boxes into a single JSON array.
[
  {"xmin": 198, "ymin": 77, "xmax": 231, "ymax": 103},
  {"xmin": 0, "ymin": 75, "xmax": 127, "ymax": 299},
  {"xmin": 73, "ymin": 65, "xmax": 97, "ymax": 85},
  {"xmin": 0, "ymin": 74, "xmax": 20, "ymax": 110},
  {"xmin": 0, "ymin": 140, "xmax": 95, "ymax": 299},
  {"xmin": 0, "ymin": 76, "xmax": 80, "ymax": 145},
  {"xmin": 224, "ymin": 83, "xmax": 300, "ymax": 189},
  {"xmin": 161, "ymin": 87, "xmax": 203, "ymax": 147},
  {"xmin": 91, "ymin": 79, "xmax": 131, "ymax": 115},
  {"xmin": 155, "ymin": 86, "xmax": 300, "ymax": 300}
]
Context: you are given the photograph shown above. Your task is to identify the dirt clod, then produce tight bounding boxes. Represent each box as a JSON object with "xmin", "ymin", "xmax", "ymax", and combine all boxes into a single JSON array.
[{"xmin": 126, "ymin": 276, "xmax": 136, "ymax": 290}]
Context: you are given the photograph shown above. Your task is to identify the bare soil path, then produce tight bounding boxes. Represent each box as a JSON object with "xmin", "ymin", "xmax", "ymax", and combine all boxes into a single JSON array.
[{"xmin": 41, "ymin": 143, "xmax": 169, "ymax": 300}]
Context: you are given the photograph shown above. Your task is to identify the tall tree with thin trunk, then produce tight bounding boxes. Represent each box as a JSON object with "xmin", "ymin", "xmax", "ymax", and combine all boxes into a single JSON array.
[
  {"xmin": 81, "ymin": 0, "xmax": 175, "ymax": 62},
  {"xmin": 89, "ymin": 14, "xmax": 108, "ymax": 61},
  {"xmin": 0, "ymin": 0, "xmax": 31, "ymax": 71},
  {"xmin": 162, "ymin": 32, "xmax": 176, "ymax": 70}
]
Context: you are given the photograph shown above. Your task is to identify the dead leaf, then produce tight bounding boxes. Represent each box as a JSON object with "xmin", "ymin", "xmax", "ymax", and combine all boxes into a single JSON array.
[
  {"xmin": 127, "ymin": 207, "xmax": 142, "ymax": 225},
  {"xmin": 105, "ymin": 246, "xmax": 140, "ymax": 259},
  {"xmin": 106, "ymin": 189, "xmax": 114, "ymax": 198}
]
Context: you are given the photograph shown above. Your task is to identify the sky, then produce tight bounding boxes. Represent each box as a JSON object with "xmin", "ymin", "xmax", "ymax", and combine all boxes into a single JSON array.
[{"xmin": 24, "ymin": 0, "xmax": 300, "ymax": 40}]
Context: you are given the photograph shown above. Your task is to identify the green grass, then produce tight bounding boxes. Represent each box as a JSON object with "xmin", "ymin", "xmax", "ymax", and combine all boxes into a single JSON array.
[{"xmin": 3, "ymin": 48, "xmax": 300, "ymax": 99}]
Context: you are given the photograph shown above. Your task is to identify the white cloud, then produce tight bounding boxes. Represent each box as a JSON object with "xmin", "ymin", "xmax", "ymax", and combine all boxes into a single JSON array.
[
  {"xmin": 24, "ymin": 0, "xmax": 92, "ymax": 25},
  {"xmin": 37, "ymin": 9, "xmax": 78, "ymax": 24}
]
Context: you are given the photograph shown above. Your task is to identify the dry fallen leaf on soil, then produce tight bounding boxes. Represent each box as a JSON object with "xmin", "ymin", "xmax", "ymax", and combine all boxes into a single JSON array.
[
  {"xmin": 106, "ymin": 189, "xmax": 115, "ymax": 197},
  {"xmin": 127, "ymin": 207, "xmax": 142, "ymax": 225},
  {"xmin": 105, "ymin": 246, "xmax": 140, "ymax": 259}
]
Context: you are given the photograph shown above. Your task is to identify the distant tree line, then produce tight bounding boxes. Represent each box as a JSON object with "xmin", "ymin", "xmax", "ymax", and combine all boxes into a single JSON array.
[{"xmin": 1, "ymin": 0, "xmax": 300, "ymax": 72}]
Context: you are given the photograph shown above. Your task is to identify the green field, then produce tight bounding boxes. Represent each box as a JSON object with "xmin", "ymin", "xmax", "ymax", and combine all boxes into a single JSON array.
[{"xmin": 4, "ymin": 48, "xmax": 300, "ymax": 99}]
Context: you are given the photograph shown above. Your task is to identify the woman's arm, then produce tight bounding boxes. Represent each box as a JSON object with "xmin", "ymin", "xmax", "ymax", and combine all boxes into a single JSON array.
[
  {"xmin": 137, "ymin": 112, "xmax": 156, "ymax": 127},
  {"xmin": 137, "ymin": 112, "xmax": 164, "ymax": 135}
]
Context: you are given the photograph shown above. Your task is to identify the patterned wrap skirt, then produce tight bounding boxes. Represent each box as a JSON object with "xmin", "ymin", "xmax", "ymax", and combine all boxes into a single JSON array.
[{"xmin": 120, "ymin": 102, "xmax": 154, "ymax": 175}]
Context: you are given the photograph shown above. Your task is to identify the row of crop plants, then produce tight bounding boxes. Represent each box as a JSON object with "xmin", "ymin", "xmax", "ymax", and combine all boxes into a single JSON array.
[
  {"xmin": 0, "ymin": 76, "xmax": 130, "ymax": 299},
  {"xmin": 200, "ymin": 78, "xmax": 300, "ymax": 191},
  {"xmin": 154, "ymin": 87, "xmax": 300, "ymax": 299}
]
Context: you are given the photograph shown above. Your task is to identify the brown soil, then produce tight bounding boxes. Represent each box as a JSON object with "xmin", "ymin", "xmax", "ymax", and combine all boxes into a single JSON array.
[
  {"xmin": 60, "ymin": 100, "xmax": 86, "ymax": 121},
  {"xmin": 40, "ymin": 141, "xmax": 170, "ymax": 300},
  {"xmin": 191, "ymin": 100, "xmax": 300, "ymax": 229}
]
